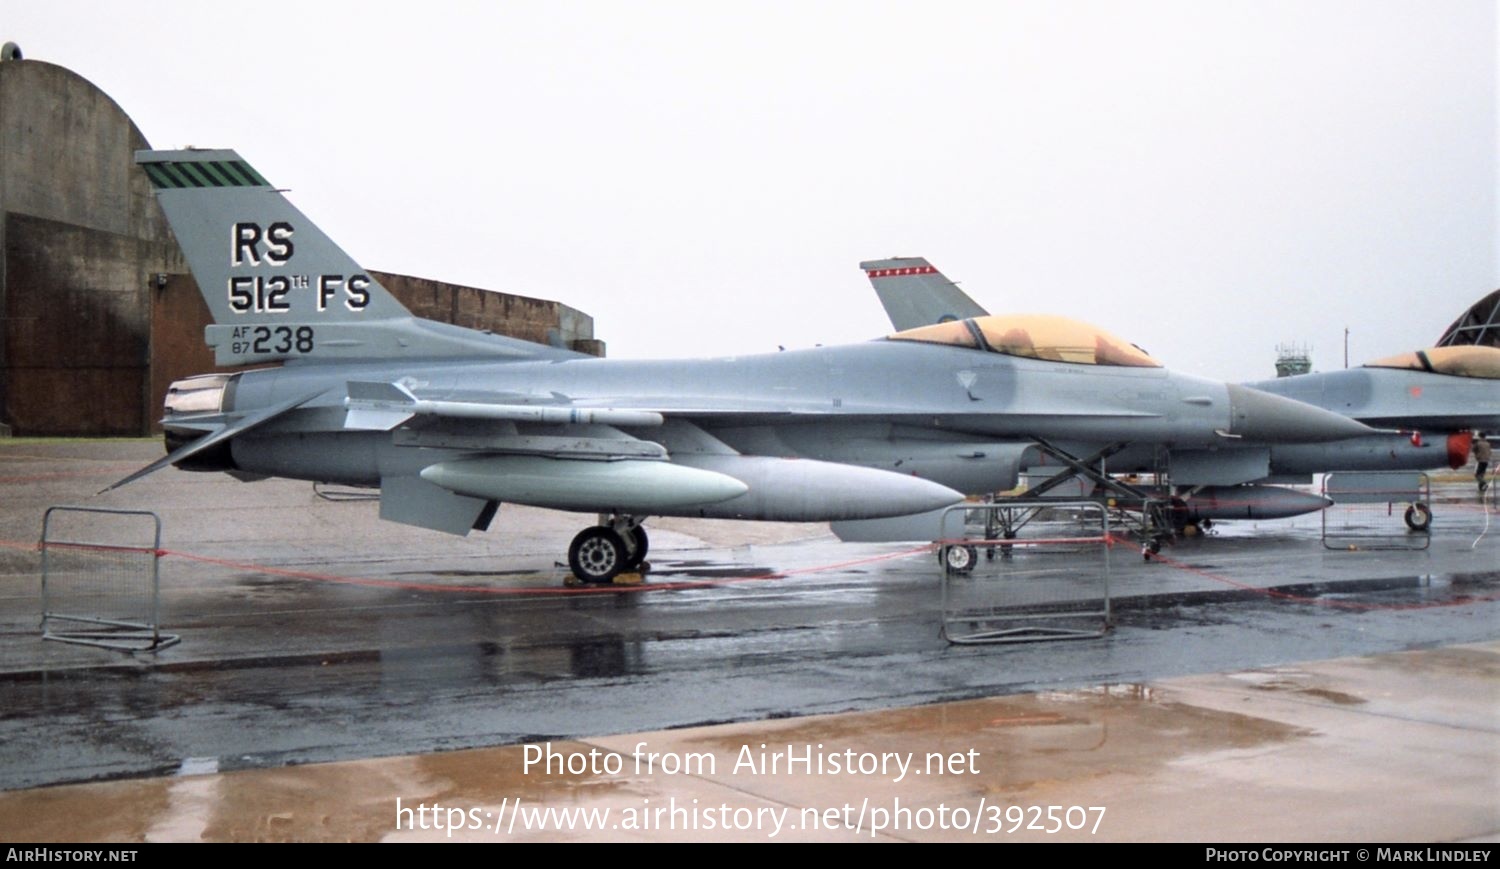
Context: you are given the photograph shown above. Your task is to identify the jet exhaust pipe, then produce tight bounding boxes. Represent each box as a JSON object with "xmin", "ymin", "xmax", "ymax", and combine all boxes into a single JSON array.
[{"xmin": 160, "ymin": 373, "xmax": 241, "ymax": 472}]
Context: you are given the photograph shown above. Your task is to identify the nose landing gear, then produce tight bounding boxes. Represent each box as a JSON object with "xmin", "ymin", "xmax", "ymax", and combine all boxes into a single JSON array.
[{"xmin": 1403, "ymin": 502, "xmax": 1432, "ymax": 533}]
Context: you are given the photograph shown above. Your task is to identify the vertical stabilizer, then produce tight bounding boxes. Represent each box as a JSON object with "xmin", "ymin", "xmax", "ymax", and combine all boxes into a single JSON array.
[
  {"xmin": 860, "ymin": 256, "xmax": 990, "ymax": 331},
  {"xmin": 138, "ymin": 149, "xmax": 570, "ymax": 365}
]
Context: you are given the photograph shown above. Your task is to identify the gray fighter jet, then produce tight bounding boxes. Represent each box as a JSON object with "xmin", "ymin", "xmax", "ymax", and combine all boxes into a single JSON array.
[
  {"xmin": 860, "ymin": 257, "xmax": 1494, "ymax": 529},
  {"xmin": 1245, "ymin": 347, "xmax": 1499, "ymax": 434},
  {"xmin": 864, "ymin": 256, "xmax": 1498, "ymax": 432},
  {"xmin": 113, "ymin": 151, "xmax": 1374, "ymax": 581}
]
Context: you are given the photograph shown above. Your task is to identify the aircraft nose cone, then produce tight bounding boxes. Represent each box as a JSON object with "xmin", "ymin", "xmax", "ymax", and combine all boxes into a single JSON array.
[{"xmin": 1224, "ymin": 383, "xmax": 1375, "ymax": 442}]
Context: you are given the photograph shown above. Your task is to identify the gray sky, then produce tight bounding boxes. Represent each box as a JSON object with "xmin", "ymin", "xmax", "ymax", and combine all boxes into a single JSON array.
[{"xmin": 8, "ymin": 0, "xmax": 1497, "ymax": 381}]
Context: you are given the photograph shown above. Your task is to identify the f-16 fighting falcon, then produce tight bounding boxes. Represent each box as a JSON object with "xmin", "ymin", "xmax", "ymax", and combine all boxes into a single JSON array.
[
  {"xmin": 111, "ymin": 150, "xmax": 1375, "ymax": 582},
  {"xmin": 861, "ymin": 257, "xmax": 1497, "ymax": 534}
]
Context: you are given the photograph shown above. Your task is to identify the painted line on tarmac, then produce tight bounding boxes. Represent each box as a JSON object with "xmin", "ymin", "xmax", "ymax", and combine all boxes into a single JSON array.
[{"xmin": 0, "ymin": 538, "xmax": 933, "ymax": 597}]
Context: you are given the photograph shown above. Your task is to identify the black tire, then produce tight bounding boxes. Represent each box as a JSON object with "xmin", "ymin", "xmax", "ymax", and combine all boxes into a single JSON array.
[
  {"xmin": 622, "ymin": 526, "xmax": 650, "ymax": 571},
  {"xmin": 568, "ymin": 527, "xmax": 627, "ymax": 583},
  {"xmin": 942, "ymin": 544, "xmax": 978, "ymax": 574},
  {"xmin": 1404, "ymin": 503, "xmax": 1432, "ymax": 533}
]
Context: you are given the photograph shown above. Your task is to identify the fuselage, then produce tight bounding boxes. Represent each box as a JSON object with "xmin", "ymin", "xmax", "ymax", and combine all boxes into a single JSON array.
[
  {"xmin": 175, "ymin": 338, "xmax": 1367, "ymax": 515},
  {"xmin": 229, "ymin": 340, "xmax": 1235, "ymax": 440},
  {"xmin": 1246, "ymin": 357, "xmax": 1500, "ymax": 432}
]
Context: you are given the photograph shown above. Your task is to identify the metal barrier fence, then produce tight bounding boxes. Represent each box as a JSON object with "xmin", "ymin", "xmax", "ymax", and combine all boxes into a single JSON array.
[
  {"xmin": 937, "ymin": 500, "xmax": 1113, "ymax": 644},
  {"xmin": 1320, "ymin": 471, "xmax": 1432, "ymax": 551},
  {"xmin": 40, "ymin": 506, "xmax": 180, "ymax": 651}
]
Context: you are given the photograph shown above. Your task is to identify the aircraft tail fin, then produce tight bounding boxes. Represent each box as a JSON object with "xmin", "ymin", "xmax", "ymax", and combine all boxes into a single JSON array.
[
  {"xmin": 137, "ymin": 149, "xmax": 568, "ymax": 365},
  {"xmin": 860, "ymin": 256, "xmax": 990, "ymax": 331}
]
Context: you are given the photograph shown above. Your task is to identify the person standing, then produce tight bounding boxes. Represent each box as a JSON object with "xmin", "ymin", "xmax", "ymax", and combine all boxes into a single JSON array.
[{"xmin": 1475, "ymin": 433, "xmax": 1492, "ymax": 494}]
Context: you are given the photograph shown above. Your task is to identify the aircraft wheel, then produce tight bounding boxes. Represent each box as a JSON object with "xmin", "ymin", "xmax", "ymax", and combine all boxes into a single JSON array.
[
  {"xmin": 1404, "ymin": 502, "xmax": 1432, "ymax": 533},
  {"xmin": 941, "ymin": 544, "xmax": 978, "ymax": 574},
  {"xmin": 569, "ymin": 527, "xmax": 627, "ymax": 583},
  {"xmin": 622, "ymin": 526, "xmax": 650, "ymax": 571}
]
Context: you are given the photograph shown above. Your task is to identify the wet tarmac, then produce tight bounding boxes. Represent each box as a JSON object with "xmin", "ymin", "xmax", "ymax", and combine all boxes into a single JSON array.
[{"xmin": 0, "ymin": 440, "xmax": 1496, "ymax": 841}]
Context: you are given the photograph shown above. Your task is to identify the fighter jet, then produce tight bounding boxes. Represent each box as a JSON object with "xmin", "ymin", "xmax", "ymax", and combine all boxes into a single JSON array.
[
  {"xmin": 864, "ymin": 256, "xmax": 1498, "ymax": 431},
  {"xmin": 112, "ymin": 150, "xmax": 1374, "ymax": 582},
  {"xmin": 860, "ymin": 256, "xmax": 1492, "ymax": 529},
  {"xmin": 1245, "ymin": 347, "xmax": 1499, "ymax": 434}
]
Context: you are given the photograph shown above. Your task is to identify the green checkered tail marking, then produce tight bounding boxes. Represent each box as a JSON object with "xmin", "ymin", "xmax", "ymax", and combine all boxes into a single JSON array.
[{"xmin": 140, "ymin": 158, "xmax": 268, "ymax": 189}]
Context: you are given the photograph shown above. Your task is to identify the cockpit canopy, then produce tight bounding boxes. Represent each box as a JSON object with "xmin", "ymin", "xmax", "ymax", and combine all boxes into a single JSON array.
[
  {"xmin": 1363, "ymin": 345, "xmax": 1500, "ymax": 380},
  {"xmin": 886, "ymin": 314, "xmax": 1162, "ymax": 368}
]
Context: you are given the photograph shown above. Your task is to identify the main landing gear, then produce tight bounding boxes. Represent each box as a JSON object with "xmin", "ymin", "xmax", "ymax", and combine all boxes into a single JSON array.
[{"xmin": 567, "ymin": 516, "xmax": 650, "ymax": 583}]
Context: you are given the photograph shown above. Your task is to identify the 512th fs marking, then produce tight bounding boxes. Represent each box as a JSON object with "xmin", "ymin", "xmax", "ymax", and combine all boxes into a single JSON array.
[{"xmin": 227, "ymin": 221, "xmax": 372, "ymax": 314}]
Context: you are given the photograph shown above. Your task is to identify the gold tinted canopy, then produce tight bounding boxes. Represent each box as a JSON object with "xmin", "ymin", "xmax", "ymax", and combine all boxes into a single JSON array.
[
  {"xmin": 1364, "ymin": 345, "xmax": 1500, "ymax": 379},
  {"xmin": 887, "ymin": 315, "xmax": 1162, "ymax": 368}
]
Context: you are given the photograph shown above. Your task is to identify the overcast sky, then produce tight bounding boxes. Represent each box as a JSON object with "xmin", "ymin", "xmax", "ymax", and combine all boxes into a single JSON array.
[{"xmin": 9, "ymin": 1, "xmax": 1497, "ymax": 382}]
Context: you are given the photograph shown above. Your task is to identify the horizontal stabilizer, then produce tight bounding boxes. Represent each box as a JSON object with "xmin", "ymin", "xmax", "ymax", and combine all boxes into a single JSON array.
[{"xmin": 101, "ymin": 389, "xmax": 327, "ymax": 493}]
